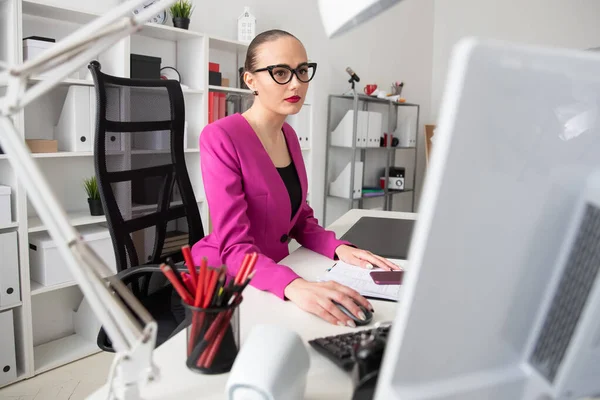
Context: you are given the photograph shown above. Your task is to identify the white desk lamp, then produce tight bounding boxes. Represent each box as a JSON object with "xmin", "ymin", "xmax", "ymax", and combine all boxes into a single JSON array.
[
  {"xmin": 317, "ymin": 0, "xmax": 403, "ymax": 38},
  {"xmin": 0, "ymin": 1, "xmax": 176, "ymax": 399},
  {"xmin": 0, "ymin": 1, "xmax": 399, "ymax": 399}
]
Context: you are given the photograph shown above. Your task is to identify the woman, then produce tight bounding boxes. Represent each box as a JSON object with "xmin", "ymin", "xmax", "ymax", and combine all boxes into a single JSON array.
[{"xmin": 192, "ymin": 29, "xmax": 399, "ymax": 327}]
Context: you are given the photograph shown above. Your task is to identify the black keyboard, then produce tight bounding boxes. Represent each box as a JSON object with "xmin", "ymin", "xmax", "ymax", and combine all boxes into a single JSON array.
[{"xmin": 308, "ymin": 325, "xmax": 391, "ymax": 371}]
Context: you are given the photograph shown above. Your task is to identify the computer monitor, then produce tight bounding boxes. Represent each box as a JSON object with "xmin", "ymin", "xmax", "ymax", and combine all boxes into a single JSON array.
[{"xmin": 374, "ymin": 38, "xmax": 600, "ymax": 400}]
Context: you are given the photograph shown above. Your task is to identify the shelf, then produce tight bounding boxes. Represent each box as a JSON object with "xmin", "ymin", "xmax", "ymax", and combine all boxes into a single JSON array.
[
  {"xmin": 0, "ymin": 302, "xmax": 22, "ymax": 313},
  {"xmin": 208, "ymin": 85, "xmax": 252, "ymax": 94},
  {"xmin": 29, "ymin": 77, "xmax": 94, "ymax": 86},
  {"xmin": 30, "ymin": 280, "xmax": 78, "ymax": 296},
  {"xmin": 301, "ymin": 147, "xmax": 311, "ymax": 151},
  {"xmin": 129, "ymin": 85, "xmax": 204, "ymax": 95},
  {"xmin": 184, "ymin": 148, "xmax": 200, "ymax": 153},
  {"xmin": 208, "ymin": 35, "xmax": 249, "ymax": 52},
  {"xmin": 28, "ymin": 211, "xmax": 106, "ymax": 233},
  {"xmin": 329, "ymin": 189, "xmax": 414, "ymax": 201},
  {"xmin": 331, "ymin": 145, "xmax": 416, "ymax": 151},
  {"xmin": 0, "ymin": 222, "xmax": 18, "ymax": 230},
  {"xmin": 22, "ymin": 0, "xmax": 99, "ymax": 24},
  {"xmin": 132, "ymin": 200, "xmax": 183, "ymax": 213},
  {"xmin": 31, "ymin": 151, "xmax": 124, "ymax": 158},
  {"xmin": 0, "ymin": 155, "xmax": 8, "ymax": 160},
  {"xmin": 131, "ymin": 149, "xmax": 170, "ymax": 155},
  {"xmin": 137, "ymin": 23, "xmax": 204, "ymax": 41},
  {"xmin": 331, "ymin": 94, "xmax": 419, "ymax": 107},
  {"xmin": 34, "ymin": 333, "xmax": 100, "ymax": 374}
]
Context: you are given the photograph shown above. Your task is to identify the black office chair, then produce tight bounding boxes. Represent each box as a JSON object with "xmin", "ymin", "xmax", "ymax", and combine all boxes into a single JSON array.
[{"xmin": 88, "ymin": 61, "xmax": 205, "ymax": 351}]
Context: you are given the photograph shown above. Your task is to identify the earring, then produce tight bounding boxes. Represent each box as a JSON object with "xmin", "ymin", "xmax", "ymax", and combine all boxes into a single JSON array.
[{"xmin": 253, "ymin": 90, "xmax": 258, "ymax": 95}]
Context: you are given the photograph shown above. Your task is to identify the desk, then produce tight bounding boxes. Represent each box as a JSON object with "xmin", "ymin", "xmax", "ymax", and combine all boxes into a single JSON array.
[{"xmin": 90, "ymin": 209, "xmax": 416, "ymax": 400}]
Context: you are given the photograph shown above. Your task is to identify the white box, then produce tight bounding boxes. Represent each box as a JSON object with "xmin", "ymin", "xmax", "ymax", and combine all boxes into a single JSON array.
[
  {"xmin": 105, "ymin": 133, "xmax": 122, "ymax": 152},
  {"xmin": 0, "ymin": 185, "xmax": 11, "ymax": 226},
  {"xmin": 0, "ymin": 232, "xmax": 20, "ymax": 308},
  {"xmin": 22, "ymin": 37, "xmax": 54, "ymax": 62},
  {"xmin": 0, "ymin": 310, "xmax": 17, "ymax": 386},
  {"xmin": 396, "ymin": 116, "xmax": 417, "ymax": 147},
  {"xmin": 29, "ymin": 225, "xmax": 117, "ymax": 286}
]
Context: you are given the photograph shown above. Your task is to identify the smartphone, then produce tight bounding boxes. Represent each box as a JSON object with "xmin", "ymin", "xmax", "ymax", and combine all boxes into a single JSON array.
[{"xmin": 370, "ymin": 270, "xmax": 404, "ymax": 285}]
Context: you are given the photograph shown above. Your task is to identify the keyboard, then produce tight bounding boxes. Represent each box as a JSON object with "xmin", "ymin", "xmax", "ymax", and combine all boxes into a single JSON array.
[{"xmin": 308, "ymin": 325, "xmax": 391, "ymax": 371}]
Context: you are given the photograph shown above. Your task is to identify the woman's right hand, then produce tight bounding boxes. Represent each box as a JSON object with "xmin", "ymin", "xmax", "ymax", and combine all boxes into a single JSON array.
[{"xmin": 283, "ymin": 278, "xmax": 373, "ymax": 327}]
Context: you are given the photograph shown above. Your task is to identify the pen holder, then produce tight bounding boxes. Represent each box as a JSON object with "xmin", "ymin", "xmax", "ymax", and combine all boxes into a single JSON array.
[{"xmin": 183, "ymin": 299, "xmax": 241, "ymax": 374}]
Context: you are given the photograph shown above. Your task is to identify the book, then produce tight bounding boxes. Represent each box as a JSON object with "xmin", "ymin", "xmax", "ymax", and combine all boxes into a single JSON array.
[{"xmin": 317, "ymin": 261, "xmax": 406, "ymax": 301}]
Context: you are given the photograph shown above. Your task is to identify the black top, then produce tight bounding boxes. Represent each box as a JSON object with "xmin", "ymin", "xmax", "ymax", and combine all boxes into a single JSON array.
[{"xmin": 277, "ymin": 161, "xmax": 302, "ymax": 220}]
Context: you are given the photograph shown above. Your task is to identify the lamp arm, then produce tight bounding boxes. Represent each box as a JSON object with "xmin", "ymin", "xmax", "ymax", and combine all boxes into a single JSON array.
[{"xmin": 0, "ymin": 0, "xmax": 177, "ymax": 398}]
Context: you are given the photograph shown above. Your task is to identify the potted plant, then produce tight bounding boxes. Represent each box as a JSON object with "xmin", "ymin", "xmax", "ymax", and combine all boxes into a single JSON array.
[
  {"xmin": 84, "ymin": 176, "xmax": 104, "ymax": 216},
  {"xmin": 170, "ymin": 0, "xmax": 194, "ymax": 30}
]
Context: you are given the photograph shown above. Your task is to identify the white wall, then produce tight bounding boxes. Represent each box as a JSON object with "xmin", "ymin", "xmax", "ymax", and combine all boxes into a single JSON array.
[
  {"xmin": 431, "ymin": 0, "xmax": 600, "ymax": 120},
  {"xmin": 33, "ymin": 0, "xmax": 434, "ymax": 224}
]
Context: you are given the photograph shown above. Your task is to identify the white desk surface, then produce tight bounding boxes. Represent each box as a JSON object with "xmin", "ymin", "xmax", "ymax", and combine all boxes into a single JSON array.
[{"xmin": 89, "ymin": 209, "xmax": 417, "ymax": 400}]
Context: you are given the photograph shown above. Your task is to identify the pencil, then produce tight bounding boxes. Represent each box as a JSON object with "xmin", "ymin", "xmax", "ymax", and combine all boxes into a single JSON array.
[
  {"xmin": 240, "ymin": 252, "xmax": 258, "ymax": 284},
  {"xmin": 181, "ymin": 245, "xmax": 198, "ymax": 290},
  {"xmin": 234, "ymin": 253, "xmax": 251, "ymax": 285},
  {"xmin": 202, "ymin": 267, "xmax": 221, "ymax": 309},
  {"xmin": 160, "ymin": 263, "xmax": 193, "ymax": 305}
]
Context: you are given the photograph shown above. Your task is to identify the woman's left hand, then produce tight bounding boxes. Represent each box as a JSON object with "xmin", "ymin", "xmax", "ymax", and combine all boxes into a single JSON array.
[{"xmin": 335, "ymin": 245, "xmax": 402, "ymax": 270}]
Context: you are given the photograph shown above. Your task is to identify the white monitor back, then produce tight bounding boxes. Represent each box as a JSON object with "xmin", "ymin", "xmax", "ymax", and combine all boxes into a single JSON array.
[{"xmin": 374, "ymin": 38, "xmax": 600, "ymax": 400}]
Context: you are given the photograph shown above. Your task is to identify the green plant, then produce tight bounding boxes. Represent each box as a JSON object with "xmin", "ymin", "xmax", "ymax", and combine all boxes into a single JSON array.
[
  {"xmin": 169, "ymin": 0, "xmax": 194, "ymax": 18},
  {"xmin": 83, "ymin": 176, "xmax": 100, "ymax": 200}
]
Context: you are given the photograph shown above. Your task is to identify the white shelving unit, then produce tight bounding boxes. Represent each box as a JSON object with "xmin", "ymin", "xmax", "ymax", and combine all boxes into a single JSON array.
[{"xmin": 0, "ymin": 0, "xmax": 316, "ymax": 388}]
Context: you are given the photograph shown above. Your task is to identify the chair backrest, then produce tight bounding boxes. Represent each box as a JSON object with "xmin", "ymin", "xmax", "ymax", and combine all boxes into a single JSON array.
[{"xmin": 89, "ymin": 61, "xmax": 204, "ymax": 273}]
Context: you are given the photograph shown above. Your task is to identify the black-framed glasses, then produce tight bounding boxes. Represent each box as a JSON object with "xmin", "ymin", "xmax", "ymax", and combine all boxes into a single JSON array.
[{"xmin": 253, "ymin": 62, "xmax": 317, "ymax": 85}]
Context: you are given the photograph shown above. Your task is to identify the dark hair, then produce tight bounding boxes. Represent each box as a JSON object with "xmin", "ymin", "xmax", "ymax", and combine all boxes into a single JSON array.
[{"xmin": 244, "ymin": 29, "xmax": 299, "ymax": 73}]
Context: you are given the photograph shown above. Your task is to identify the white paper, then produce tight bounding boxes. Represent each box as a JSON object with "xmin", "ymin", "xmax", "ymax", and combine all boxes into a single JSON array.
[{"xmin": 317, "ymin": 261, "xmax": 406, "ymax": 301}]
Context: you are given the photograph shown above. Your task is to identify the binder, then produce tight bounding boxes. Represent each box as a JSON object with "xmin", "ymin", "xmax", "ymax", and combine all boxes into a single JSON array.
[
  {"xmin": 367, "ymin": 111, "xmax": 383, "ymax": 148},
  {"xmin": 55, "ymin": 86, "xmax": 93, "ymax": 152},
  {"xmin": 329, "ymin": 161, "xmax": 364, "ymax": 199},
  {"xmin": 0, "ymin": 310, "xmax": 16, "ymax": 386},
  {"xmin": 0, "ymin": 232, "xmax": 20, "ymax": 308},
  {"xmin": 208, "ymin": 92, "xmax": 215, "ymax": 123},
  {"xmin": 358, "ymin": 110, "xmax": 369, "ymax": 147},
  {"xmin": 218, "ymin": 93, "xmax": 226, "ymax": 119},
  {"xmin": 213, "ymin": 92, "xmax": 220, "ymax": 122}
]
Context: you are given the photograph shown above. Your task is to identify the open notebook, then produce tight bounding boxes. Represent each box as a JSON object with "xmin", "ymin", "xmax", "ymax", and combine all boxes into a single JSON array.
[{"xmin": 317, "ymin": 260, "xmax": 406, "ymax": 301}]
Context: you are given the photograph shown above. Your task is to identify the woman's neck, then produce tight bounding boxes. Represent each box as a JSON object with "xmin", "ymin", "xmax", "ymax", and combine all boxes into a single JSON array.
[{"xmin": 242, "ymin": 104, "xmax": 287, "ymax": 143}]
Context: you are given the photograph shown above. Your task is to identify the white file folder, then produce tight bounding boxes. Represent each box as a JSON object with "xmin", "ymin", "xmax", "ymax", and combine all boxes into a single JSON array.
[
  {"xmin": 55, "ymin": 86, "xmax": 93, "ymax": 152},
  {"xmin": 331, "ymin": 110, "xmax": 361, "ymax": 147},
  {"xmin": 0, "ymin": 232, "xmax": 20, "ymax": 308},
  {"xmin": 367, "ymin": 111, "xmax": 383, "ymax": 147},
  {"xmin": 329, "ymin": 161, "xmax": 364, "ymax": 199},
  {"xmin": 0, "ymin": 310, "xmax": 17, "ymax": 386}
]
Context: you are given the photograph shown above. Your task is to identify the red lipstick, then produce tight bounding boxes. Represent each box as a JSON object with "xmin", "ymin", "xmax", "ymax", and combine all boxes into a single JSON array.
[{"xmin": 285, "ymin": 95, "xmax": 301, "ymax": 103}]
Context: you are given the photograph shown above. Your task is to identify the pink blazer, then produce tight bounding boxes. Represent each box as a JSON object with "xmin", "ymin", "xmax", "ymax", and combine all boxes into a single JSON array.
[{"xmin": 191, "ymin": 113, "xmax": 351, "ymax": 299}]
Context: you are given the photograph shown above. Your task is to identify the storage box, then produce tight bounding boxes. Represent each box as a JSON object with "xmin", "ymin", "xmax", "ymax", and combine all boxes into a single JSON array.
[
  {"xmin": 29, "ymin": 225, "xmax": 117, "ymax": 286},
  {"xmin": 0, "ymin": 310, "xmax": 17, "ymax": 386},
  {"xmin": 209, "ymin": 71, "xmax": 222, "ymax": 86},
  {"xmin": 0, "ymin": 185, "xmax": 11, "ymax": 226},
  {"xmin": 130, "ymin": 54, "xmax": 161, "ymax": 80},
  {"xmin": 208, "ymin": 62, "xmax": 220, "ymax": 72},
  {"xmin": 222, "ymin": 78, "xmax": 230, "ymax": 87},
  {"xmin": 0, "ymin": 231, "xmax": 20, "ymax": 308},
  {"xmin": 22, "ymin": 36, "xmax": 55, "ymax": 62},
  {"xmin": 26, "ymin": 139, "xmax": 58, "ymax": 153}
]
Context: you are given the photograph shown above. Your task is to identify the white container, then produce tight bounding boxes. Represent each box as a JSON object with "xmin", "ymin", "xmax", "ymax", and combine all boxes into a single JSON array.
[
  {"xmin": 0, "ymin": 185, "xmax": 11, "ymax": 226},
  {"xmin": 0, "ymin": 231, "xmax": 20, "ymax": 308},
  {"xmin": 22, "ymin": 37, "xmax": 54, "ymax": 62},
  {"xmin": 29, "ymin": 225, "xmax": 117, "ymax": 287},
  {"xmin": 0, "ymin": 310, "xmax": 17, "ymax": 386}
]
